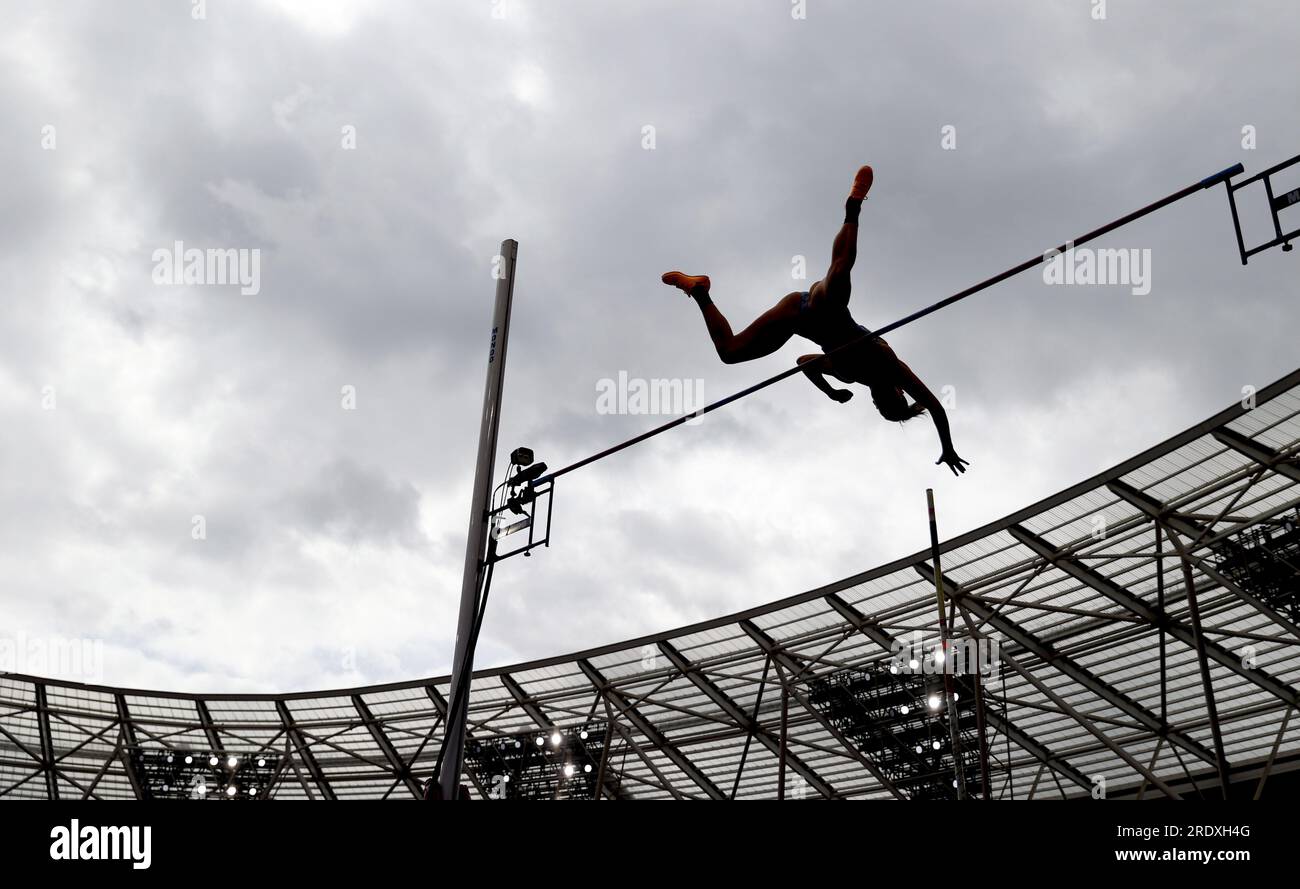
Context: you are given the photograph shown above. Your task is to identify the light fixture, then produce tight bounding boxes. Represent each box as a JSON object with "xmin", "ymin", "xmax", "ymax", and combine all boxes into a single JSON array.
[
  {"xmin": 535, "ymin": 736, "xmax": 545, "ymax": 747},
  {"xmin": 225, "ymin": 785, "xmax": 237, "ymax": 797},
  {"xmin": 915, "ymin": 745, "xmax": 923, "ymax": 754},
  {"xmin": 563, "ymin": 764, "xmax": 575, "ymax": 777},
  {"xmin": 932, "ymin": 741, "xmax": 941, "ymax": 751},
  {"xmin": 510, "ymin": 446, "xmax": 534, "ymax": 467},
  {"xmin": 506, "ymin": 462, "xmax": 549, "ymax": 489},
  {"xmin": 579, "ymin": 730, "xmax": 589, "ymax": 740},
  {"xmin": 227, "ymin": 755, "xmax": 239, "ymax": 769},
  {"xmin": 257, "ymin": 758, "xmax": 266, "ymax": 768},
  {"xmin": 908, "ymin": 659, "xmax": 919, "ymax": 670},
  {"xmin": 209, "ymin": 755, "xmax": 219, "ymax": 767},
  {"xmin": 184, "ymin": 755, "xmax": 193, "ymax": 765},
  {"xmin": 494, "ymin": 515, "xmax": 531, "ymax": 539},
  {"xmin": 584, "ymin": 764, "xmax": 592, "ymax": 773},
  {"xmin": 928, "ymin": 695, "xmax": 941, "ymax": 710},
  {"xmin": 900, "ymin": 705, "xmax": 910, "ymax": 715},
  {"xmin": 550, "ymin": 731, "xmax": 562, "ymax": 747}
]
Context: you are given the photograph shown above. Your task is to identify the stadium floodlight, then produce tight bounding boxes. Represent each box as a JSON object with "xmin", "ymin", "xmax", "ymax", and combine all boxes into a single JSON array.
[
  {"xmin": 550, "ymin": 731, "xmax": 562, "ymax": 747},
  {"xmin": 225, "ymin": 785, "xmax": 237, "ymax": 797},
  {"xmin": 227, "ymin": 755, "xmax": 238, "ymax": 769},
  {"xmin": 209, "ymin": 755, "xmax": 219, "ymax": 767},
  {"xmin": 928, "ymin": 695, "xmax": 941, "ymax": 710}
]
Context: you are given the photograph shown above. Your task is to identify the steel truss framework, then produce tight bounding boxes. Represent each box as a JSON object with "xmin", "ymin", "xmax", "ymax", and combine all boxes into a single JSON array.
[{"xmin": 3, "ymin": 370, "xmax": 1299, "ymax": 800}]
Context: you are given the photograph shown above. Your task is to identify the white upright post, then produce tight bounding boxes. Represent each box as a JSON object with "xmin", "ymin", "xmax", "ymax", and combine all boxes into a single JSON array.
[{"xmin": 438, "ymin": 239, "xmax": 518, "ymax": 800}]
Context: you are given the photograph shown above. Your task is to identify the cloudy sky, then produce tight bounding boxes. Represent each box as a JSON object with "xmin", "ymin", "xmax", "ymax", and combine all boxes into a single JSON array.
[{"xmin": 1, "ymin": 0, "xmax": 1296, "ymax": 694}]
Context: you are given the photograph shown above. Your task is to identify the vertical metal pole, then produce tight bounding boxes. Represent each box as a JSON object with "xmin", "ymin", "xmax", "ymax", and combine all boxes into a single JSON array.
[
  {"xmin": 926, "ymin": 489, "xmax": 967, "ymax": 799},
  {"xmin": 438, "ymin": 239, "xmax": 518, "ymax": 800},
  {"xmin": 778, "ymin": 668, "xmax": 789, "ymax": 801}
]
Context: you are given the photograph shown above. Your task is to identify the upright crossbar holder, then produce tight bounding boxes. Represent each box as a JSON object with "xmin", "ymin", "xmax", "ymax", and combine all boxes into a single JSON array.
[
  {"xmin": 438, "ymin": 239, "xmax": 519, "ymax": 801},
  {"xmin": 1224, "ymin": 152, "xmax": 1300, "ymax": 264}
]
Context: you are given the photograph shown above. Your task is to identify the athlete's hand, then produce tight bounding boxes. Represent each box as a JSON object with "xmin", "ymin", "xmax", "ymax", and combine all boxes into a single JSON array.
[
  {"xmin": 830, "ymin": 389, "xmax": 853, "ymax": 403},
  {"xmin": 937, "ymin": 449, "xmax": 969, "ymax": 476}
]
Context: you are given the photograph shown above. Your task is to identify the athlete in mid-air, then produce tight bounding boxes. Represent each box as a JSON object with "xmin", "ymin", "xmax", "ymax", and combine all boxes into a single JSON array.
[{"xmin": 662, "ymin": 165, "xmax": 969, "ymax": 475}]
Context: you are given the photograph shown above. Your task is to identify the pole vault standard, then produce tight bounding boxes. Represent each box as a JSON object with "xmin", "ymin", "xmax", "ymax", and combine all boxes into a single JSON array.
[
  {"xmin": 535, "ymin": 163, "xmax": 1244, "ymax": 487},
  {"xmin": 438, "ymin": 239, "xmax": 519, "ymax": 801}
]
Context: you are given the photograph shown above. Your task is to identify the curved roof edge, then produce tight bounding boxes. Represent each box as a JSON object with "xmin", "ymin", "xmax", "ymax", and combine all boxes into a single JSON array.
[{"xmin": 8, "ymin": 365, "xmax": 1300, "ymax": 702}]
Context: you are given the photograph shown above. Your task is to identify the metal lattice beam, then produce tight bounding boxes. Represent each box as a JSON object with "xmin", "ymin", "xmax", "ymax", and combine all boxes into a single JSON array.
[
  {"xmin": 657, "ymin": 639, "xmax": 837, "ymax": 799},
  {"xmin": 275, "ymin": 700, "xmax": 336, "ymax": 800},
  {"xmin": 114, "ymin": 694, "xmax": 143, "ymax": 800},
  {"xmin": 1008, "ymin": 522, "xmax": 1300, "ymax": 711},
  {"xmin": 1106, "ymin": 478, "xmax": 1300, "ymax": 641},
  {"xmin": 577, "ymin": 659, "xmax": 726, "ymax": 800},
  {"xmin": 1214, "ymin": 427, "xmax": 1300, "ymax": 483},
  {"xmin": 34, "ymin": 684, "xmax": 58, "ymax": 800},
  {"xmin": 351, "ymin": 695, "xmax": 422, "ymax": 799},
  {"xmin": 913, "ymin": 563, "xmax": 1220, "ymax": 768},
  {"xmin": 823, "ymin": 593, "xmax": 1094, "ymax": 794}
]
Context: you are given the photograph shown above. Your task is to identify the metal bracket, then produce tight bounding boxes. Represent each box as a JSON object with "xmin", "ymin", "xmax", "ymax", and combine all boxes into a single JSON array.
[
  {"xmin": 1225, "ymin": 152, "xmax": 1300, "ymax": 264},
  {"xmin": 487, "ymin": 479, "xmax": 554, "ymax": 563}
]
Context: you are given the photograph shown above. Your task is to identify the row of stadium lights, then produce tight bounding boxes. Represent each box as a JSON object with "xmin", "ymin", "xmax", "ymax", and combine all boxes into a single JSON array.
[
  {"xmin": 159, "ymin": 752, "xmax": 270, "ymax": 798},
  {"xmin": 890, "ymin": 658, "xmax": 962, "ymax": 780},
  {"xmin": 528, "ymin": 729, "xmax": 594, "ymax": 779}
]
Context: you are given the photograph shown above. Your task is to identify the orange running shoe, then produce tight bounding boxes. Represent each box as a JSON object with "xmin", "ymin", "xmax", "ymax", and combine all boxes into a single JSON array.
[
  {"xmin": 661, "ymin": 272, "xmax": 711, "ymax": 295},
  {"xmin": 849, "ymin": 164, "xmax": 874, "ymax": 200}
]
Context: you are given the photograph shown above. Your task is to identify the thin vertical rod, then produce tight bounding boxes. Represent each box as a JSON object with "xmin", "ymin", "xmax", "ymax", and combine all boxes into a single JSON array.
[
  {"xmin": 927, "ymin": 488, "xmax": 967, "ymax": 799},
  {"xmin": 1166, "ymin": 527, "xmax": 1231, "ymax": 799},
  {"xmin": 777, "ymin": 662, "xmax": 790, "ymax": 800},
  {"xmin": 972, "ymin": 632, "xmax": 992, "ymax": 800},
  {"xmin": 439, "ymin": 239, "xmax": 519, "ymax": 800}
]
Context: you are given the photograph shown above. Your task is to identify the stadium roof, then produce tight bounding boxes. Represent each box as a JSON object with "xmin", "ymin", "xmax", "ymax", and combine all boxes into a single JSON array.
[{"xmin": 4, "ymin": 368, "xmax": 1299, "ymax": 800}]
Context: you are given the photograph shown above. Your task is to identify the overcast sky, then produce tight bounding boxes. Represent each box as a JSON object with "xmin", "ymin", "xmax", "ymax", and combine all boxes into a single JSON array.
[{"xmin": 1, "ymin": 0, "xmax": 1297, "ymax": 694}]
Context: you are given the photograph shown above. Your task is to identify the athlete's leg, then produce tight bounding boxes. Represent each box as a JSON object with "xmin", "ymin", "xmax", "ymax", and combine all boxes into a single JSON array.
[
  {"xmin": 662, "ymin": 272, "xmax": 802, "ymax": 364},
  {"xmin": 812, "ymin": 165, "xmax": 872, "ymax": 309}
]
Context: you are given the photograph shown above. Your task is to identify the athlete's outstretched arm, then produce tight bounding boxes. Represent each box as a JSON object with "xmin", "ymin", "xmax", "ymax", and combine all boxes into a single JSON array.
[
  {"xmin": 895, "ymin": 360, "xmax": 969, "ymax": 475},
  {"xmin": 798, "ymin": 354, "xmax": 853, "ymax": 403}
]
